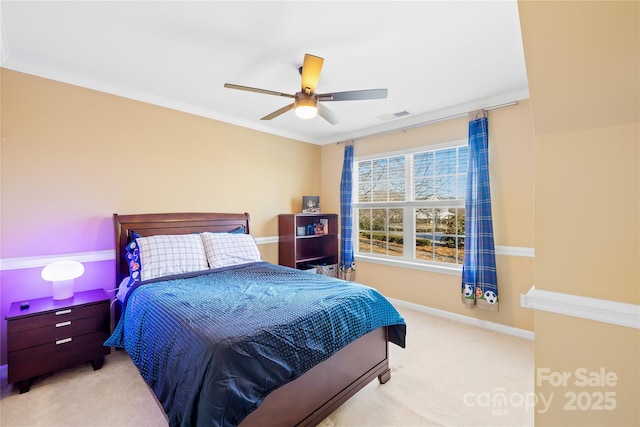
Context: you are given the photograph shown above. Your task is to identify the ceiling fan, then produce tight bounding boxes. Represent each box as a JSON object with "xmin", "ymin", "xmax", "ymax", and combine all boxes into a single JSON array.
[{"xmin": 224, "ymin": 53, "xmax": 388, "ymax": 125}]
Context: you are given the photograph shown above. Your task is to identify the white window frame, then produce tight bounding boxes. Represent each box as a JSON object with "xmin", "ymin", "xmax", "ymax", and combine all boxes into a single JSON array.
[{"xmin": 353, "ymin": 139, "xmax": 467, "ymax": 276}]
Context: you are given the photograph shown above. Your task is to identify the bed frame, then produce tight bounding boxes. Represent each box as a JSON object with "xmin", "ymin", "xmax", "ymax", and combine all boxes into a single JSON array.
[{"xmin": 112, "ymin": 212, "xmax": 392, "ymax": 426}]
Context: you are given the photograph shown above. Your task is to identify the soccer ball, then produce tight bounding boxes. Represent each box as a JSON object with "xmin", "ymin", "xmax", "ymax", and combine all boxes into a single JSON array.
[
  {"xmin": 484, "ymin": 290, "xmax": 498, "ymax": 304},
  {"xmin": 463, "ymin": 285, "xmax": 474, "ymax": 298}
]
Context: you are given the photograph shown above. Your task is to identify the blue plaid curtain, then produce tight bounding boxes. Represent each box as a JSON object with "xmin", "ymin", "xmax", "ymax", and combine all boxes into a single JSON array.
[
  {"xmin": 461, "ymin": 110, "xmax": 498, "ymax": 311},
  {"xmin": 340, "ymin": 143, "xmax": 355, "ymax": 280}
]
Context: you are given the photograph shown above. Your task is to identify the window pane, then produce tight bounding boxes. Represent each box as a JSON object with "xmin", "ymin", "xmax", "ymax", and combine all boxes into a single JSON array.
[
  {"xmin": 431, "ymin": 208, "xmax": 465, "ymax": 264},
  {"xmin": 388, "ymin": 209, "xmax": 403, "ymax": 257},
  {"xmin": 389, "ymin": 156, "xmax": 405, "ymax": 202},
  {"xmin": 415, "ymin": 177, "xmax": 434, "ymax": 201},
  {"xmin": 435, "ymin": 176, "xmax": 456, "ymax": 199},
  {"xmin": 457, "ymin": 207, "xmax": 466, "ymax": 236},
  {"xmin": 372, "ymin": 182, "xmax": 387, "ymax": 202},
  {"xmin": 457, "ymin": 175, "xmax": 466, "ymax": 200},
  {"xmin": 414, "ymin": 152, "xmax": 433, "ymax": 177},
  {"xmin": 358, "ymin": 209, "xmax": 372, "ymax": 253},
  {"xmin": 388, "ymin": 232, "xmax": 403, "ymax": 257},
  {"xmin": 414, "ymin": 207, "xmax": 465, "ymax": 264},
  {"xmin": 436, "ymin": 148, "xmax": 457, "ymax": 176},
  {"xmin": 358, "ymin": 161, "xmax": 372, "ymax": 182},
  {"xmin": 388, "ymin": 156, "xmax": 405, "ymax": 180},
  {"xmin": 358, "ymin": 231, "xmax": 371, "ymax": 253},
  {"xmin": 415, "ymin": 208, "xmax": 434, "ymax": 261},
  {"xmin": 372, "ymin": 159, "xmax": 388, "ymax": 181},
  {"xmin": 389, "ymin": 209, "xmax": 403, "ymax": 233},
  {"xmin": 371, "ymin": 209, "xmax": 387, "ymax": 256},
  {"xmin": 356, "ymin": 208, "xmax": 406, "ymax": 257},
  {"xmin": 457, "ymin": 207, "xmax": 465, "ymax": 263},
  {"xmin": 372, "ymin": 209, "xmax": 386, "ymax": 231},
  {"xmin": 389, "ymin": 180, "xmax": 405, "ymax": 201},
  {"xmin": 416, "ymin": 208, "xmax": 433, "ymax": 234},
  {"xmin": 434, "ymin": 208, "xmax": 450, "ymax": 234},
  {"xmin": 416, "ymin": 208, "xmax": 433, "ymax": 261},
  {"xmin": 458, "ymin": 146, "xmax": 468, "ymax": 174},
  {"xmin": 359, "ymin": 209, "xmax": 371, "ymax": 230},
  {"xmin": 359, "ymin": 182, "xmax": 372, "ymax": 202}
]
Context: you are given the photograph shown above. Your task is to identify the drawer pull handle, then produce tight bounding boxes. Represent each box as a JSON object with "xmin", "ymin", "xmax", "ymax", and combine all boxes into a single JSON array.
[
  {"xmin": 56, "ymin": 337, "xmax": 72, "ymax": 345},
  {"xmin": 55, "ymin": 309, "xmax": 72, "ymax": 316},
  {"xmin": 56, "ymin": 321, "xmax": 72, "ymax": 328}
]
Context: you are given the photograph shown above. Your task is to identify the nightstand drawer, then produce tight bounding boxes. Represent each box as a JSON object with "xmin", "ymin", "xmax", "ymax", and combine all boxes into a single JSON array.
[
  {"xmin": 7, "ymin": 312, "xmax": 109, "ymax": 352},
  {"xmin": 5, "ymin": 289, "xmax": 111, "ymax": 392},
  {"xmin": 7, "ymin": 302, "xmax": 108, "ymax": 333},
  {"xmin": 7, "ymin": 330, "xmax": 110, "ymax": 383}
]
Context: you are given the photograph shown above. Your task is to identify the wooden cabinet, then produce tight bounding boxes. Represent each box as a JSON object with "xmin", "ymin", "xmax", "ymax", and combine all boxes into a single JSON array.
[
  {"xmin": 278, "ymin": 213, "xmax": 338, "ymax": 269},
  {"xmin": 5, "ymin": 289, "xmax": 111, "ymax": 393}
]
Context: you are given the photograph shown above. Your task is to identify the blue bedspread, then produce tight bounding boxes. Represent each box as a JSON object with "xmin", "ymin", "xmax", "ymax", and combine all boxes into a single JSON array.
[{"xmin": 105, "ymin": 262, "xmax": 406, "ymax": 427}]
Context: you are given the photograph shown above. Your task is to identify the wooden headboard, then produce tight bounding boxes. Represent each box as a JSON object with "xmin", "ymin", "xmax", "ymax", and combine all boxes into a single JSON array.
[{"xmin": 113, "ymin": 212, "xmax": 251, "ymax": 284}]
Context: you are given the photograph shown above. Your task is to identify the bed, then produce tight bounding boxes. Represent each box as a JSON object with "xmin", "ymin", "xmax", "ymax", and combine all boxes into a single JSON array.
[{"xmin": 106, "ymin": 212, "xmax": 406, "ymax": 427}]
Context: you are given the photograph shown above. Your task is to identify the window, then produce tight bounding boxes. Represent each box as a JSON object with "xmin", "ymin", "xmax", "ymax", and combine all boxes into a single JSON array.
[{"xmin": 354, "ymin": 141, "xmax": 467, "ymax": 269}]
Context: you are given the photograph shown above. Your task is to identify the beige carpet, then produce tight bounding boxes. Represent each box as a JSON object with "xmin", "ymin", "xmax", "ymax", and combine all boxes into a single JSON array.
[{"xmin": 0, "ymin": 307, "xmax": 533, "ymax": 426}]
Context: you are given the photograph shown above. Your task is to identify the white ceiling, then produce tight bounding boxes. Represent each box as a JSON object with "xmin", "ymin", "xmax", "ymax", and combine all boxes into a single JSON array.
[{"xmin": 1, "ymin": 1, "xmax": 529, "ymax": 145}]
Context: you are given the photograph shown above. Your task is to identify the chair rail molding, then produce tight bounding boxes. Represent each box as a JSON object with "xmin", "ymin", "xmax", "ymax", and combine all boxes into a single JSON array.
[
  {"xmin": 521, "ymin": 286, "xmax": 640, "ymax": 330},
  {"xmin": 0, "ymin": 250, "xmax": 116, "ymax": 271},
  {"xmin": 0, "ymin": 237, "xmax": 280, "ymax": 271},
  {"xmin": 1, "ymin": 239, "xmax": 528, "ymax": 271}
]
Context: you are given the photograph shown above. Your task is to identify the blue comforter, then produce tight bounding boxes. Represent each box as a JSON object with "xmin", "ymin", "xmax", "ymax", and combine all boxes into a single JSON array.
[{"xmin": 105, "ymin": 262, "xmax": 406, "ymax": 427}]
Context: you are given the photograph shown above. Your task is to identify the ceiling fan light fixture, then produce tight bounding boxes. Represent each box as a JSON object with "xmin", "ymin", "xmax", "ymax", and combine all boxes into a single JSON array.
[
  {"xmin": 224, "ymin": 53, "xmax": 387, "ymax": 124},
  {"xmin": 294, "ymin": 97, "xmax": 318, "ymax": 119}
]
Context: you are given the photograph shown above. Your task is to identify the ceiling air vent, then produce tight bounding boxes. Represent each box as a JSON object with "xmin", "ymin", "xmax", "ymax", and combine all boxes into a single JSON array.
[{"xmin": 378, "ymin": 110, "xmax": 411, "ymax": 121}]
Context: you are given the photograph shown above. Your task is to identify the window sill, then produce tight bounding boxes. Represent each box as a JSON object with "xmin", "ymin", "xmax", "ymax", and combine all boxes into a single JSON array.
[{"xmin": 354, "ymin": 254, "xmax": 462, "ymax": 276}]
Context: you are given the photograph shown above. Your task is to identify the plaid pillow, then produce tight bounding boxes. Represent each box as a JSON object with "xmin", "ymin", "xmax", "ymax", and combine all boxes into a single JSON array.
[
  {"xmin": 200, "ymin": 232, "xmax": 262, "ymax": 268},
  {"xmin": 137, "ymin": 234, "xmax": 208, "ymax": 281}
]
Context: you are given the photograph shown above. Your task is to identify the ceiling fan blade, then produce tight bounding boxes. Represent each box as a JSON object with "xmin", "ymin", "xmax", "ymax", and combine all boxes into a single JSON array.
[
  {"xmin": 301, "ymin": 54, "xmax": 324, "ymax": 94},
  {"xmin": 261, "ymin": 103, "xmax": 295, "ymax": 120},
  {"xmin": 224, "ymin": 83, "xmax": 294, "ymax": 98},
  {"xmin": 319, "ymin": 88, "xmax": 388, "ymax": 102},
  {"xmin": 317, "ymin": 103, "xmax": 342, "ymax": 125}
]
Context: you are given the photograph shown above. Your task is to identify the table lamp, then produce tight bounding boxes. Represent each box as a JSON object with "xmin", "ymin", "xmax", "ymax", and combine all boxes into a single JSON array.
[{"xmin": 41, "ymin": 260, "xmax": 84, "ymax": 300}]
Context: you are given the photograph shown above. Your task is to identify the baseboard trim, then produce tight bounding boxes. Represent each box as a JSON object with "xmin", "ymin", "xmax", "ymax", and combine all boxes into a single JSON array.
[
  {"xmin": 387, "ymin": 297, "xmax": 534, "ymax": 341},
  {"xmin": 521, "ymin": 286, "xmax": 640, "ymax": 329}
]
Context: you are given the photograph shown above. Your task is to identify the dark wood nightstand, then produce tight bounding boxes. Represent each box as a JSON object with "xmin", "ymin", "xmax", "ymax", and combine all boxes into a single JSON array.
[{"xmin": 5, "ymin": 289, "xmax": 111, "ymax": 393}]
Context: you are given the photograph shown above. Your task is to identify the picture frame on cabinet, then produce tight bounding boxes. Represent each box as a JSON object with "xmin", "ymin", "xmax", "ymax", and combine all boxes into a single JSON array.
[{"xmin": 302, "ymin": 196, "xmax": 320, "ymax": 213}]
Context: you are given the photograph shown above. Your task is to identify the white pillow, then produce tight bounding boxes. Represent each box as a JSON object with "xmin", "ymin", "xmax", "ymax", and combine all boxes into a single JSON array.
[
  {"xmin": 200, "ymin": 232, "xmax": 262, "ymax": 268},
  {"xmin": 137, "ymin": 234, "xmax": 208, "ymax": 281}
]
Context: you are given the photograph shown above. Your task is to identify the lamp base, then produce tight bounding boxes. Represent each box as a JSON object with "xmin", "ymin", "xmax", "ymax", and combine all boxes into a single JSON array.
[{"xmin": 53, "ymin": 279, "xmax": 74, "ymax": 300}]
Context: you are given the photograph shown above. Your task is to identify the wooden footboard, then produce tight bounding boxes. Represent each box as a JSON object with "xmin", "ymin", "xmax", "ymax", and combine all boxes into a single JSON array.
[{"xmin": 240, "ymin": 326, "xmax": 390, "ymax": 427}]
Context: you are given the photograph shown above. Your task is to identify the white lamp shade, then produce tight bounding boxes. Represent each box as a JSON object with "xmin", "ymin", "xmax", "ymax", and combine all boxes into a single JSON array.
[
  {"xmin": 295, "ymin": 105, "xmax": 318, "ymax": 119},
  {"xmin": 41, "ymin": 261, "xmax": 84, "ymax": 300},
  {"xmin": 294, "ymin": 96, "xmax": 318, "ymax": 119}
]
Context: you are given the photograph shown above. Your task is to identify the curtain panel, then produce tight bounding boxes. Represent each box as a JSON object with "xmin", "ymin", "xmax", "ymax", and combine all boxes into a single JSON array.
[
  {"xmin": 340, "ymin": 143, "xmax": 355, "ymax": 281},
  {"xmin": 461, "ymin": 110, "xmax": 499, "ymax": 311}
]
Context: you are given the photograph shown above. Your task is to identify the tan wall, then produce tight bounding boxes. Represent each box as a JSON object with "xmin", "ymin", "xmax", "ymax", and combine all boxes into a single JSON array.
[
  {"xmin": 1, "ymin": 69, "xmax": 320, "ymax": 258},
  {"xmin": 518, "ymin": 1, "xmax": 639, "ymax": 425},
  {"xmin": 0, "ymin": 69, "xmax": 319, "ymax": 363},
  {"xmin": 321, "ymin": 100, "xmax": 536, "ymax": 332}
]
